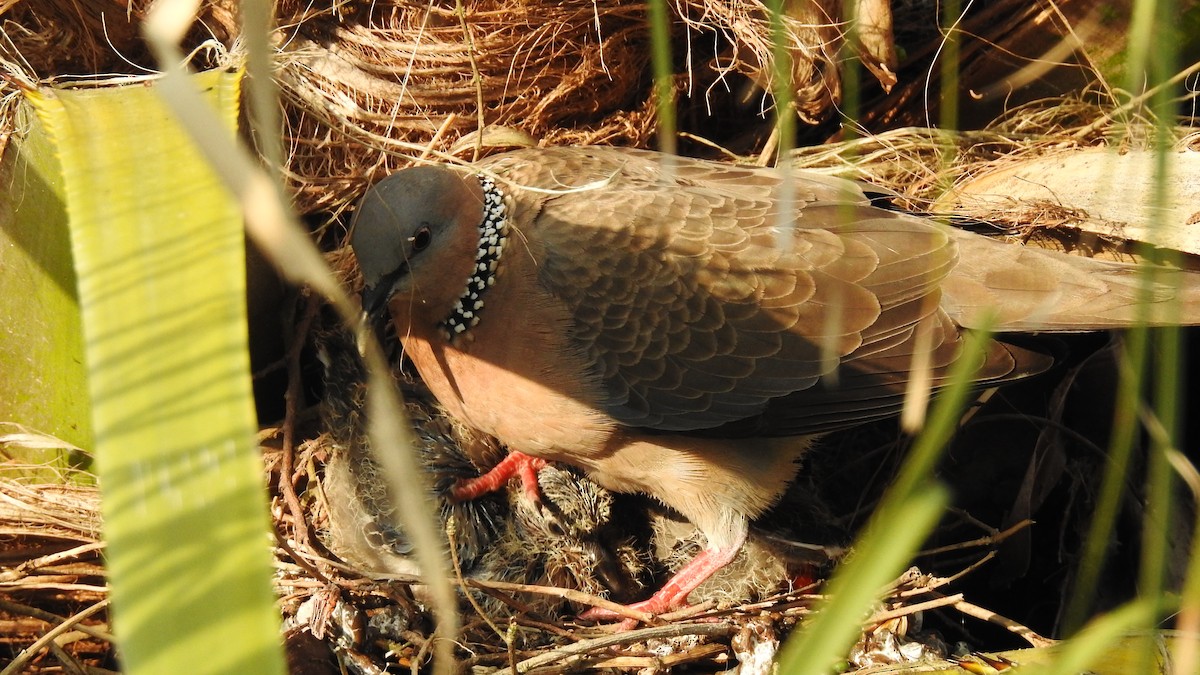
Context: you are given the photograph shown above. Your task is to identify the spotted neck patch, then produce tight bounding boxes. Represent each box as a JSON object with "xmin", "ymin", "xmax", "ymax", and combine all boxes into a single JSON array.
[{"xmin": 439, "ymin": 174, "xmax": 509, "ymax": 339}]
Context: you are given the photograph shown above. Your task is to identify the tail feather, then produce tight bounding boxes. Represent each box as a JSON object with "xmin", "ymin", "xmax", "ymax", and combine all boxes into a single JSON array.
[{"xmin": 943, "ymin": 228, "xmax": 1200, "ymax": 331}]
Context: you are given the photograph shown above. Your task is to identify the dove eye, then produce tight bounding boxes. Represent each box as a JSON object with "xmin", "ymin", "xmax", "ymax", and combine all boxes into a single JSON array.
[{"xmin": 411, "ymin": 226, "xmax": 432, "ymax": 252}]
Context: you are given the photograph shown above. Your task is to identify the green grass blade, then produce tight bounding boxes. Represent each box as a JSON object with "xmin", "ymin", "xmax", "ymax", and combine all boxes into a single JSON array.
[
  {"xmin": 1131, "ymin": 1, "xmax": 1183, "ymax": 667},
  {"xmin": 1018, "ymin": 599, "xmax": 1163, "ymax": 675},
  {"xmin": 27, "ymin": 69, "xmax": 285, "ymax": 675},
  {"xmin": 778, "ymin": 321, "xmax": 996, "ymax": 674},
  {"xmin": 765, "ymin": 0, "xmax": 795, "ymax": 158},
  {"xmin": 777, "ymin": 486, "xmax": 949, "ymax": 675},
  {"xmin": 647, "ymin": 0, "xmax": 676, "ymax": 155}
]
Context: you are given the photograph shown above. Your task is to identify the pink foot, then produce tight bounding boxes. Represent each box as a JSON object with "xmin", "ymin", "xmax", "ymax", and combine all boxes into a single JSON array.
[
  {"xmin": 581, "ymin": 536, "xmax": 745, "ymax": 623},
  {"xmin": 450, "ymin": 451, "xmax": 547, "ymax": 502}
]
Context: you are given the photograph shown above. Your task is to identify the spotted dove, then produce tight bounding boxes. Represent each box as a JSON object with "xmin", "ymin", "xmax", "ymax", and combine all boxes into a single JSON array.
[{"xmin": 350, "ymin": 146, "xmax": 1200, "ymax": 618}]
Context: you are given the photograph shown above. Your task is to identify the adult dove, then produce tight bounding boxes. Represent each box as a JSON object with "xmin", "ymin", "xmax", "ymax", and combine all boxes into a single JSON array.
[{"xmin": 350, "ymin": 146, "xmax": 1199, "ymax": 618}]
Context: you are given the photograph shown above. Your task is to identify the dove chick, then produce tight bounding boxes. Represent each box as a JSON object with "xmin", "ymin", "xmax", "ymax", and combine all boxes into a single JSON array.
[{"xmin": 315, "ymin": 323, "xmax": 647, "ymax": 616}]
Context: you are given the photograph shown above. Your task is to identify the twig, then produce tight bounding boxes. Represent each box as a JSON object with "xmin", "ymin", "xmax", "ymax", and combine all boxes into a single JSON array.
[
  {"xmin": 937, "ymin": 551, "xmax": 998, "ymax": 586},
  {"xmin": 409, "ymin": 627, "xmax": 433, "ymax": 675},
  {"xmin": 274, "ymin": 530, "xmax": 332, "ymax": 585},
  {"xmin": 949, "ymin": 596, "xmax": 1056, "ymax": 648},
  {"xmin": 454, "ymin": 0, "xmax": 485, "ymax": 161},
  {"xmin": 0, "ymin": 599, "xmax": 110, "ymax": 675},
  {"xmin": 47, "ymin": 638, "xmax": 87, "ymax": 675},
  {"xmin": 463, "ymin": 578, "xmax": 655, "ymax": 625},
  {"xmin": 658, "ymin": 600, "xmax": 717, "ymax": 622},
  {"xmin": 509, "ymin": 622, "xmax": 736, "ymax": 673},
  {"xmin": 510, "ymin": 615, "xmax": 578, "ymax": 640},
  {"xmin": 868, "ymin": 593, "xmax": 965, "ymax": 626},
  {"xmin": 584, "ymin": 642, "xmax": 729, "ymax": 670},
  {"xmin": 418, "ymin": 114, "xmax": 457, "ymax": 163},
  {"xmin": 279, "ymin": 292, "xmax": 322, "ymax": 549},
  {"xmin": 897, "ymin": 552, "xmax": 997, "ymax": 597},
  {"xmin": 448, "ymin": 514, "xmax": 506, "ymax": 641},
  {"xmin": 917, "ymin": 519, "xmax": 1033, "ymax": 557},
  {"xmin": 1071, "ymin": 60, "xmax": 1200, "ymax": 140},
  {"xmin": 0, "ymin": 542, "xmax": 106, "ymax": 583},
  {"xmin": 0, "ymin": 599, "xmax": 113, "ymax": 642}
]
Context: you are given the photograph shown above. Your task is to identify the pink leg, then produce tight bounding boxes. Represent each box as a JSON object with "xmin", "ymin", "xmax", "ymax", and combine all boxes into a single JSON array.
[
  {"xmin": 581, "ymin": 528, "xmax": 748, "ymax": 621},
  {"xmin": 450, "ymin": 451, "xmax": 547, "ymax": 502}
]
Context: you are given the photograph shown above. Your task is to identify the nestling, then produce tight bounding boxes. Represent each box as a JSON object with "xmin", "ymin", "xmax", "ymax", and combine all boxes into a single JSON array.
[
  {"xmin": 350, "ymin": 146, "xmax": 1200, "ymax": 619},
  {"xmin": 315, "ymin": 323, "xmax": 646, "ymax": 615}
]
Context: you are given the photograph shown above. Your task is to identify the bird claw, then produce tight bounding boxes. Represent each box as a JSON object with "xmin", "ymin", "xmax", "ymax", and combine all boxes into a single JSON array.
[
  {"xmin": 579, "ymin": 592, "xmax": 682, "ymax": 623},
  {"xmin": 450, "ymin": 451, "xmax": 547, "ymax": 502},
  {"xmin": 581, "ymin": 541, "xmax": 745, "ymax": 625}
]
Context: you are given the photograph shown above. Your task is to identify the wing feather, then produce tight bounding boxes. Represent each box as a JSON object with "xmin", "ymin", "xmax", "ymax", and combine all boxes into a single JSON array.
[{"xmin": 481, "ymin": 147, "xmax": 1033, "ymax": 433}]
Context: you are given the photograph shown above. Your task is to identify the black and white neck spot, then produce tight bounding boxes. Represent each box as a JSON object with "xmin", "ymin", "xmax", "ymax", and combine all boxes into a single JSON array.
[{"xmin": 439, "ymin": 174, "xmax": 509, "ymax": 340}]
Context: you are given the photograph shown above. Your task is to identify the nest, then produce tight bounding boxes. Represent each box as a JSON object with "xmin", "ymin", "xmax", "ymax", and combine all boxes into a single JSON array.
[
  {"xmin": 273, "ymin": 0, "xmax": 891, "ymax": 218},
  {"xmin": 2, "ymin": 418, "xmax": 1055, "ymax": 674},
  {"xmin": 275, "ymin": 1, "xmax": 649, "ymax": 217},
  {"xmin": 0, "ymin": 468, "xmax": 110, "ymax": 672}
]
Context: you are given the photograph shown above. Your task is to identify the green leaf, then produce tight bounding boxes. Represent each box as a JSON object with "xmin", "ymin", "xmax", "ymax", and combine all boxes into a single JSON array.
[
  {"xmin": 27, "ymin": 68, "xmax": 285, "ymax": 675},
  {"xmin": 0, "ymin": 104, "xmax": 93, "ymax": 478}
]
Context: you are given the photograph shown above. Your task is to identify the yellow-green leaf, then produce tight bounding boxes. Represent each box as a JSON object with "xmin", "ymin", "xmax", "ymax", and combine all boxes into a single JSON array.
[
  {"xmin": 0, "ymin": 104, "xmax": 93, "ymax": 478},
  {"xmin": 27, "ymin": 68, "xmax": 285, "ymax": 675}
]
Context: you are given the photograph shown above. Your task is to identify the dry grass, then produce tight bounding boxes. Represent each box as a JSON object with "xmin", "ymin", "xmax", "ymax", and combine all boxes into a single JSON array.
[{"xmin": 271, "ymin": 0, "xmax": 891, "ymax": 219}]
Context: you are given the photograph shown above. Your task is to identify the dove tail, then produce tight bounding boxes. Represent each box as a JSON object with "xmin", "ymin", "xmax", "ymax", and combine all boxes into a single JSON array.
[{"xmin": 942, "ymin": 229, "xmax": 1200, "ymax": 331}]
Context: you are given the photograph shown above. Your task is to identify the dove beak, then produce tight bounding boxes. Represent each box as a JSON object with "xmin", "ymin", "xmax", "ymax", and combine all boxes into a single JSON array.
[
  {"xmin": 360, "ymin": 263, "xmax": 410, "ymax": 322},
  {"xmin": 361, "ymin": 283, "xmax": 392, "ymax": 322}
]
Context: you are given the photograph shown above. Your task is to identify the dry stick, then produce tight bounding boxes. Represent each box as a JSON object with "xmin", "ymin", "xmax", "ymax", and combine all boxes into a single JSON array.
[
  {"xmin": 511, "ymin": 615, "xmax": 577, "ymax": 640},
  {"xmin": 417, "ymin": 114, "xmax": 457, "ymax": 163},
  {"xmin": 0, "ymin": 599, "xmax": 113, "ymax": 642},
  {"xmin": 409, "ymin": 627, "xmax": 434, "ymax": 675},
  {"xmin": 280, "ymin": 293, "xmax": 322, "ymax": 549},
  {"xmin": 1, "ymin": 582, "xmax": 109, "ymax": 594},
  {"xmin": 464, "ymin": 579, "xmax": 655, "ymax": 624},
  {"xmin": 509, "ymin": 622, "xmax": 737, "ymax": 674},
  {"xmin": 273, "ymin": 530, "xmax": 332, "ymax": 585},
  {"xmin": 0, "ymin": 599, "xmax": 110, "ymax": 675},
  {"xmin": 868, "ymin": 592, "xmax": 965, "ymax": 626},
  {"xmin": 0, "ymin": 542, "xmax": 105, "ymax": 583},
  {"xmin": 459, "ymin": 649, "xmax": 543, "ymax": 670},
  {"xmin": 917, "ymin": 518, "xmax": 1034, "ymax": 557},
  {"xmin": 950, "ymin": 596, "xmax": 1056, "ymax": 648},
  {"xmin": 935, "ymin": 551, "xmax": 998, "ymax": 587},
  {"xmin": 454, "ymin": 0, "xmax": 485, "ymax": 162},
  {"xmin": 658, "ymin": 600, "xmax": 717, "ymax": 622},
  {"xmin": 678, "ymin": 132, "xmax": 742, "ymax": 161},
  {"xmin": 47, "ymin": 638, "xmax": 87, "ymax": 675},
  {"xmin": 895, "ymin": 552, "xmax": 997, "ymax": 598},
  {"xmin": 946, "ymin": 505, "xmax": 1007, "ymax": 535},
  {"xmin": 447, "ymin": 514, "xmax": 507, "ymax": 642},
  {"xmin": 586, "ymin": 642, "xmax": 729, "ymax": 670}
]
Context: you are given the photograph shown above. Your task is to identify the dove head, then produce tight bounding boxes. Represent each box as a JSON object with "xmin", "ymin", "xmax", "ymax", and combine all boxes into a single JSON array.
[{"xmin": 351, "ymin": 166, "xmax": 510, "ymax": 337}]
